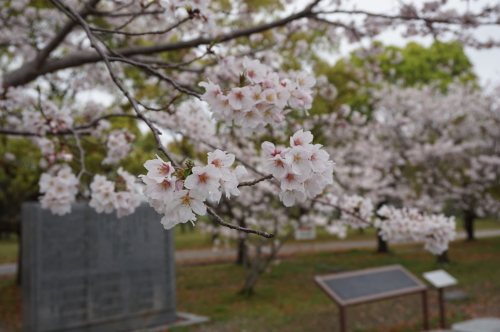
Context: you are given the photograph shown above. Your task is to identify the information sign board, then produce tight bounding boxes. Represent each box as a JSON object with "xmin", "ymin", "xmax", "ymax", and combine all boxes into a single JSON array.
[
  {"xmin": 315, "ymin": 265, "xmax": 429, "ymax": 332},
  {"xmin": 294, "ymin": 223, "xmax": 316, "ymax": 240},
  {"xmin": 423, "ymin": 270, "xmax": 457, "ymax": 288}
]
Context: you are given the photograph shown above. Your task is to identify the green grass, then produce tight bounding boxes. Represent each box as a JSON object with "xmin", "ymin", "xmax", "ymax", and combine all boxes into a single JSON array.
[
  {"xmin": 0, "ymin": 234, "xmax": 19, "ymax": 264},
  {"xmin": 1, "ymin": 237, "xmax": 499, "ymax": 332},
  {"xmin": 171, "ymin": 237, "xmax": 500, "ymax": 332}
]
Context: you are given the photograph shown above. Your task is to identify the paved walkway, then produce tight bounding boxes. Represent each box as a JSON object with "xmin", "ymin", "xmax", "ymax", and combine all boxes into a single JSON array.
[
  {"xmin": 1, "ymin": 229, "xmax": 500, "ymax": 276},
  {"xmin": 175, "ymin": 228, "xmax": 500, "ymax": 262},
  {"xmin": 0, "ymin": 263, "xmax": 16, "ymax": 276}
]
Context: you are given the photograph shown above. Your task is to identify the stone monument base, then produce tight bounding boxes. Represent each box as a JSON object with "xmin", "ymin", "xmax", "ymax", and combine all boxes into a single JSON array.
[
  {"xmin": 424, "ymin": 317, "xmax": 500, "ymax": 332},
  {"xmin": 131, "ymin": 312, "xmax": 209, "ymax": 331},
  {"xmin": 452, "ymin": 318, "xmax": 500, "ymax": 332}
]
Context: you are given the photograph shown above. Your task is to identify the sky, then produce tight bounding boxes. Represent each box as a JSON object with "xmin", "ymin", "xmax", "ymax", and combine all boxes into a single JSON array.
[{"xmin": 312, "ymin": 0, "xmax": 500, "ymax": 85}]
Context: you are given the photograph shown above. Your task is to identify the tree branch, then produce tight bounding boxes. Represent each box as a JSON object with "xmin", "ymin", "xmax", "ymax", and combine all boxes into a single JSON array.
[
  {"xmin": 2, "ymin": 0, "xmax": 321, "ymax": 87},
  {"xmin": 0, "ymin": 113, "xmax": 139, "ymax": 137},
  {"xmin": 90, "ymin": 17, "xmax": 191, "ymax": 36},
  {"xmin": 206, "ymin": 206, "xmax": 274, "ymax": 238},
  {"xmin": 238, "ymin": 174, "xmax": 274, "ymax": 188},
  {"xmin": 51, "ymin": 0, "xmax": 181, "ymax": 168}
]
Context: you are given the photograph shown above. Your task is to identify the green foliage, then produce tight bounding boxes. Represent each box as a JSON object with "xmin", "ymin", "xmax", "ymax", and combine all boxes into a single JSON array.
[
  {"xmin": 312, "ymin": 41, "xmax": 477, "ymax": 116},
  {"xmin": 0, "ymin": 137, "xmax": 42, "ymax": 225},
  {"xmin": 242, "ymin": 0, "xmax": 283, "ymax": 11},
  {"xmin": 372, "ymin": 41, "xmax": 477, "ymax": 88}
]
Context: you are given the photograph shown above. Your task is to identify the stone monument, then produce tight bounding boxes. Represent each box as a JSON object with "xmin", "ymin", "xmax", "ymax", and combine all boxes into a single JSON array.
[{"xmin": 22, "ymin": 202, "xmax": 176, "ymax": 332}]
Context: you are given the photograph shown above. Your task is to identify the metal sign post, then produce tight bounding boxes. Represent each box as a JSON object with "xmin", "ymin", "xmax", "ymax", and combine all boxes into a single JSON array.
[{"xmin": 423, "ymin": 269, "xmax": 458, "ymax": 329}]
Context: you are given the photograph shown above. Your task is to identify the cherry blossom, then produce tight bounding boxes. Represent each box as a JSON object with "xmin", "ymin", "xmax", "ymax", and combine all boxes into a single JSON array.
[
  {"xmin": 102, "ymin": 130, "xmax": 135, "ymax": 165},
  {"xmin": 162, "ymin": 190, "xmax": 207, "ymax": 229},
  {"xmin": 184, "ymin": 164, "xmax": 222, "ymax": 197},
  {"xmin": 89, "ymin": 168, "xmax": 140, "ymax": 218},
  {"xmin": 38, "ymin": 165, "xmax": 79, "ymax": 215},
  {"xmin": 262, "ymin": 130, "xmax": 334, "ymax": 206},
  {"xmin": 144, "ymin": 155, "xmax": 176, "ymax": 183},
  {"xmin": 199, "ymin": 59, "xmax": 316, "ymax": 135},
  {"xmin": 140, "ymin": 150, "xmax": 248, "ymax": 227},
  {"xmin": 375, "ymin": 205, "xmax": 456, "ymax": 255}
]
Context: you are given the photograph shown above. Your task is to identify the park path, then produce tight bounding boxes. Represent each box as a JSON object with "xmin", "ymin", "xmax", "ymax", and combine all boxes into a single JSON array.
[
  {"xmin": 1, "ymin": 229, "xmax": 500, "ymax": 276},
  {"xmin": 175, "ymin": 228, "xmax": 500, "ymax": 262}
]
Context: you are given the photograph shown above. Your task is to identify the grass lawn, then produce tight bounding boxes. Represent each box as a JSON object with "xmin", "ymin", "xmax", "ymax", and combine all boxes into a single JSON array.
[
  {"xmin": 1, "ymin": 237, "xmax": 499, "ymax": 332},
  {"xmin": 170, "ymin": 237, "xmax": 500, "ymax": 332},
  {"xmin": 0, "ymin": 234, "xmax": 18, "ymax": 264}
]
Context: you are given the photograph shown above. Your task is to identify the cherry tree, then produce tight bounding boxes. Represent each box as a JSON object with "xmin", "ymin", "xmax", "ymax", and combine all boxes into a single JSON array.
[
  {"xmin": 372, "ymin": 83, "xmax": 500, "ymax": 241},
  {"xmin": 1, "ymin": 1, "xmax": 499, "ymax": 288}
]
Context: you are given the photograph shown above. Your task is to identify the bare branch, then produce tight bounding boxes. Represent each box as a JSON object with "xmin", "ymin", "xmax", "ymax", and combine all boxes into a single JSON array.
[
  {"xmin": 51, "ymin": 0, "xmax": 180, "ymax": 167},
  {"xmin": 238, "ymin": 174, "xmax": 274, "ymax": 188},
  {"xmin": 36, "ymin": 0, "xmax": 100, "ymax": 69},
  {"xmin": 107, "ymin": 56, "xmax": 201, "ymax": 98},
  {"xmin": 69, "ymin": 128, "xmax": 89, "ymax": 198},
  {"xmin": 206, "ymin": 206, "xmax": 275, "ymax": 238},
  {"xmin": 136, "ymin": 96, "xmax": 179, "ymax": 113},
  {"xmin": 89, "ymin": 9, "xmax": 165, "ymax": 17},
  {"xmin": 90, "ymin": 17, "xmax": 191, "ymax": 36},
  {"xmin": 311, "ymin": 197, "xmax": 372, "ymax": 226},
  {"xmin": 0, "ymin": 113, "xmax": 139, "ymax": 137},
  {"xmin": 317, "ymin": 8, "xmax": 500, "ymax": 26}
]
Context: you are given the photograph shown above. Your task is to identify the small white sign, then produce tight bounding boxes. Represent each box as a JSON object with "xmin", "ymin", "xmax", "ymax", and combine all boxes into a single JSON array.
[
  {"xmin": 423, "ymin": 269, "xmax": 458, "ymax": 288},
  {"xmin": 295, "ymin": 223, "xmax": 316, "ymax": 240}
]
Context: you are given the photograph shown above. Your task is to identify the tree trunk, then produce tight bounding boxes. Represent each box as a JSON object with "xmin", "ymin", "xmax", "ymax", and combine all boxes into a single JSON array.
[
  {"xmin": 236, "ymin": 236, "xmax": 248, "ymax": 266},
  {"xmin": 377, "ymin": 230, "xmax": 389, "ymax": 253},
  {"xmin": 16, "ymin": 226, "xmax": 21, "ymax": 286},
  {"xmin": 239, "ymin": 244, "xmax": 262, "ymax": 296},
  {"xmin": 437, "ymin": 250, "xmax": 450, "ymax": 264},
  {"xmin": 463, "ymin": 210, "xmax": 475, "ymax": 241},
  {"xmin": 375, "ymin": 201, "xmax": 389, "ymax": 253},
  {"xmin": 236, "ymin": 219, "xmax": 248, "ymax": 266}
]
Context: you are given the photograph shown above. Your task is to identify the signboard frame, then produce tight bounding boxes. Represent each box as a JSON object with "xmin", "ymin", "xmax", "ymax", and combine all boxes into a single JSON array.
[{"xmin": 315, "ymin": 265, "xmax": 429, "ymax": 332}]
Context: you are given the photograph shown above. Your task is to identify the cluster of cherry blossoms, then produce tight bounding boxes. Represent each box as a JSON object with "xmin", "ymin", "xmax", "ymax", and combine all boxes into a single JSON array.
[
  {"xmin": 375, "ymin": 205, "xmax": 456, "ymax": 255},
  {"xmin": 140, "ymin": 150, "xmax": 247, "ymax": 229},
  {"xmin": 38, "ymin": 165, "xmax": 78, "ymax": 215},
  {"xmin": 89, "ymin": 168, "xmax": 141, "ymax": 218},
  {"xmin": 33, "ymin": 137, "xmax": 73, "ymax": 165},
  {"xmin": 149, "ymin": 100, "xmax": 215, "ymax": 142},
  {"xmin": 21, "ymin": 102, "xmax": 73, "ymax": 135},
  {"xmin": 338, "ymin": 195, "xmax": 374, "ymax": 229},
  {"xmin": 102, "ymin": 130, "xmax": 135, "ymax": 165},
  {"xmin": 199, "ymin": 58, "xmax": 315, "ymax": 136},
  {"xmin": 261, "ymin": 130, "xmax": 334, "ymax": 207}
]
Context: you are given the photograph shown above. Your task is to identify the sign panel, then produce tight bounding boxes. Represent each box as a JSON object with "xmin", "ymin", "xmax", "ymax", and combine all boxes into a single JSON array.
[
  {"xmin": 294, "ymin": 223, "xmax": 316, "ymax": 240},
  {"xmin": 22, "ymin": 202, "xmax": 176, "ymax": 332},
  {"xmin": 423, "ymin": 269, "xmax": 458, "ymax": 288},
  {"xmin": 315, "ymin": 265, "xmax": 427, "ymax": 306}
]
